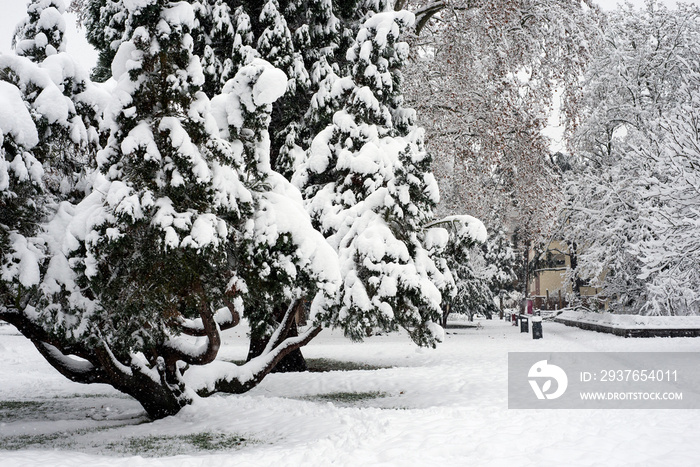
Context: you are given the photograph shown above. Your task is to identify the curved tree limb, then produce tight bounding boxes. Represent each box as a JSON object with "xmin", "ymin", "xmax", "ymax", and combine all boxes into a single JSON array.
[
  {"xmin": 1, "ymin": 308, "xmax": 99, "ymax": 363},
  {"xmin": 196, "ymin": 324, "xmax": 323, "ymax": 397},
  {"xmin": 178, "ymin": 298, "xmax": 240, "ymax": 336},
  {"xmin": 2, "ymin": 300, "xmax": 109, "ymax": 385},
  {"xmin": 263, "ymin": 299, "xmax": 304, "ymax": 355},
  {"xmin": 161, "ymin": 293, "xmax": 221, "ymax": 367},
  {"xmin": 90, "ymin": 340, "xmax": 191, "ymax": 419},
  {"xmin": 414, "ymin": 1, "xmax": 447, "ymax": 36},
  {"xmin": 32, "ymin": 341, "xmax": 109, "ymax": 385},
  {"xmin": 2, "ymin": 308, "xmax": 188, "ymax": 418},
  {"xmin": 413, "ymin": 1, "xmax": 483, "ymax": 36}
]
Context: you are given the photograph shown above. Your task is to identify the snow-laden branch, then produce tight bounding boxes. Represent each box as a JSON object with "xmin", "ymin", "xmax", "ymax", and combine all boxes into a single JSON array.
[
  {"xmin": 189, "ymin": 316, "xmax": 322, "ymax": 397},
  {"xmin": 414, "ymin": 1, "xmax": 448, "ymax": 35},
  {"xmin": 262, "ymin": 299, "xmax": 303, "ymax": 356},
  {"xmin": 94, "ymin": 340, "xmax": 133, "ymax": 380},
  {"xmin": 0, "ymin": 308, "xmax": 94, "ymax": 362},
  {"xmin": 178, "ymin": 301, "xmax": 240, "ymax": 336},
  {"xmin": 0, "ymin": 311, "xmax": 133, "ymax": 387},
  {"xmin": 424, "ymin": 215, "xmax": 487, "ymax": 243},
  {"xmin": 162, "ymin": 291, "xmax": 221, "ymax": 367},
  {"xmin": 33, "ymin": 342, "xmax": 108, "ymax": 385}
]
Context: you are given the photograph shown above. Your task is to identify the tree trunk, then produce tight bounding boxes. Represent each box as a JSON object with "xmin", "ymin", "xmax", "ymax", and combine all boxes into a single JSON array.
[
  {"xmin": 270, "ymin": 316, "xmax": 308, "ymax": 372},
  {"xmin": 523, "ymin": 240, "xmax": 530, "ymax": 298},
  {"xmin": 246, "ymin": 302, "xmax": 308, "ymax": 373},
  {"xmin": 115, "ymin": 372, "xmax": 187, "ymax": 420},
  {"xmin": 441, "ymin": 303, "xmax": 451, "ymax": 328},
  {"xmin": 31, "ymin": 336, "xmax": 188, "ymax": 420},
  {"xmin": 568, "ymin": 241, "xmax": 584, "ymax": 299}
]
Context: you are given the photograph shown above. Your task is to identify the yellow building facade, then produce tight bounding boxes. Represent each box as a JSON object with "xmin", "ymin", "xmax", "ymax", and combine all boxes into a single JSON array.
[{"xmin": 527, "ymin": 241, "xmax": 606, "ymax": 310}]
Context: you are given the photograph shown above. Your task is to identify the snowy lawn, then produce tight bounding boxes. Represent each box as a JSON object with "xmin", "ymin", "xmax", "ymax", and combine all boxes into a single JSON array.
[{"xmin": 1, "ymin": 318, "xmax": 700, "ymax": 466}]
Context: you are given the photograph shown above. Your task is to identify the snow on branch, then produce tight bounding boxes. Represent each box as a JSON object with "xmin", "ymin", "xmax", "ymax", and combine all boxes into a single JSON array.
[
  {"xmin": 186, "ymin": 315, "xmax": 322, "ymax": 397},
  {"xmin": 162, "ymin": 292, "xmax": 221, "ymax": 367},
  {"xmin": 262, "ymin": 299, "xmax": 302, "ymax": 355},
  {"xmin": 424, "ymin": 215, "xmax": 488, "ymax": 243},
  {"xmin": 413, "ymin": 1, "xmax": 447, "ymax": 35},
  {"xmin": 33, "ymin": 342, "xmax": 107, "ymax": 385},
  {"xmin": 141, "ymin": 301, "xmax": 316, "ymax": 403},
  {"xmin": 178, "ymin": 304, "xmax": 240, "ymax": 336}
]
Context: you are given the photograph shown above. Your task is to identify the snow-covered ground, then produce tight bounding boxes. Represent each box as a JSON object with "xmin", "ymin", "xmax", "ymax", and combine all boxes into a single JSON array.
[{"xmin": 1, "ymin": 317, "xmax": 700, "ymax": 466}]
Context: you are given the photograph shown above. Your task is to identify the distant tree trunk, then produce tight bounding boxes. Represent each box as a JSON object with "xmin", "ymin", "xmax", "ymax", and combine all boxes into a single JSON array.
[
  {"xmin": 568, "ymin": 242, "xmax": 583, "ymax": 294},
  {"xmin": 441, "ymin": 303, "xmax": 451, "ymax": 328},
  {"xmin": 246, "ymin": 301, "xmax": 308, "ymax": 373},
  {"xmin": 568, "ymin": 242, "xmax": 585, "ymax": 307},
  {"xmin": 523, "ymin": 239, "xmax": 531, "ymax": 298}
]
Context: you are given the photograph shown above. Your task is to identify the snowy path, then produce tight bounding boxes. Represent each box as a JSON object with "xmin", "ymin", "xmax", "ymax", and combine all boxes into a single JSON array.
[{"xmin": 1, "ymin": 319, "xmax": 700, "ymax": 466}]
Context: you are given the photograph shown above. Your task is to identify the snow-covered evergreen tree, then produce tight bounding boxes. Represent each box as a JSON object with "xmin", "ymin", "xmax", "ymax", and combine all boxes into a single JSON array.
[
  {"xmin": 3, "ymin": 0, "xmax": 495, "ymax": 417},
  {"xmin": 0, "ymin": 42, "xmax": 105, "ymax": 360},
  {"xmin": 83, "ymin": 0, "xmax": 127, "ymax": 81},
  {"xmin": 13, "ymin": 0, "xmax": 68, "ymax": 63},
  {"xmin": 210, "ymin": 58, "xmax": 339, "ymax": 369},
  {"xmin": 2, "ymin": 0, "xmax": 107, "ymax": 293},
  {"xmin": 190, "ymin": 0, "xmax": 212, "ymax": 55},
  {"xmin": 221, "ymin": 6, "xmax": 257, "ymax": 85},
  {"xmin": 3, "ymin": 0, "xmax": 338, "ymax": 419},
  {"xmin": 256, "ymin": 0, "xmax": 311, "ymax": 175},
  {"xmin": 7, "ymin": 0, "xmax": 105, "ymax": 200},
  {"xmin": 209, "ymin": 0, "xmax": 234, "ymax": 58},
  {"xmin": 423, "ymin": 216, "xmax": 490, "ymax": 324},
  {"xmin": 257, "ymin": 0, "xmax": 309, "ymax": 96},
  {"xmin": 0, "ymin": 61, "xmax": 47, "ymax": 310},
  {"xmin": 482, "ymin": 230, "xmax": 518, "ymax": 298},
  {"xmin": 273, "ymin": 0, "xmax": 343, "ymax": 180},
  {"xmin": 304, "ymin": 0, "xmax": 341, "ymax": 78},
  {"xmin": 450, "ymin": 246, "xmax": 494, "ymax": 321},
  {"xmin": 198, "ymin": 0, "xmax": 237, "ymax": 96},
  {"xmin": 59, "ymin": 0, "xmax": 238, "ymax": 417},
  {"xmin": 200, "ymin": 44, "xmax": 223, "ymax": 97},
  {"xmin": 294, "ymin": 11, "xmax": 449, "ymax": 346}
]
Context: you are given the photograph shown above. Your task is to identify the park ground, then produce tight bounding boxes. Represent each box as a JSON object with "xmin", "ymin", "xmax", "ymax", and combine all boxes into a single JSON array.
[{"xmin": 1, "ymin": 315, "xmax": 700, "ymax": 466}]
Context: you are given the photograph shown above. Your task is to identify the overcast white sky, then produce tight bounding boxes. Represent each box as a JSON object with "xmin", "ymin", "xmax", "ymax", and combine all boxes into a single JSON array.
[{"xmin": 1, "ymin": 0, "xmax": 699, "ymax": 72}]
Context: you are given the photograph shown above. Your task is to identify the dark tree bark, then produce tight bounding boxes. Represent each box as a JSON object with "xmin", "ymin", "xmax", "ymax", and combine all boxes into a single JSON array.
[
  {"xmin": 523, "ymin": 239, "xmax": 531, "ymax": 299},
  {"xmin": 2, "ymin": 309, "xmax": 188, "ymax": 420},
  {"xmin": 441, "ymin": 303, "xmax": 451, "ymax": 328},
  {"xmin": 246, "ymin": 300, "xmax": 308, "ymax": 373},
  {"xmin": 0, "ymin": 293, "xmax": 244, "ymax": 420},
  {"xmin": 568, "ymin": 241, "xmax": 584, "ymax": 300},
  {"xmin": 3, "ymin": 298, "xmax": 318, "ymax": 418}
]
